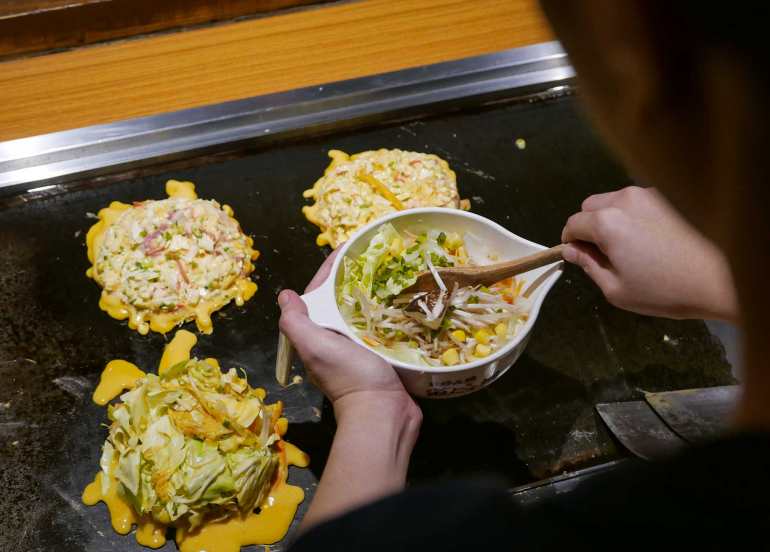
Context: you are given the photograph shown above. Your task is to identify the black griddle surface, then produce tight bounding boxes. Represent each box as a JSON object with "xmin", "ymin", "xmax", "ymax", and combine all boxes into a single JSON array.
[{"xmin": 0, "ymin": 96, "xmax": 735, "ymax": 551}]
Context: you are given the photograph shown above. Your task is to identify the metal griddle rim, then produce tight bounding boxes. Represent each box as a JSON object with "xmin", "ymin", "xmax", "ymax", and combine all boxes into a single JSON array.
[{"xmin": 0, "ymin": 41, "xmax": 574, "ymax": 193}]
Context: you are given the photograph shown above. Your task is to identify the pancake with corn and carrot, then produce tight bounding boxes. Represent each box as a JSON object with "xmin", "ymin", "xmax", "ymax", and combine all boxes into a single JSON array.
[
  {"xmin": 86, "ymin": 180, "xmax": 259, "ymax": 335},
  {"xmin": 302, "ymin": 149, "xmax": 469, "ymax": 248}
]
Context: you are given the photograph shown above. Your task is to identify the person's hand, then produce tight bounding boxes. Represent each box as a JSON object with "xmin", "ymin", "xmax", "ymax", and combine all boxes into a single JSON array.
[
  {"xmin": 562, "ymin": 186, "xmax": 738, "ymax": 322},
  {"xmin": 278, "ymin": 250, "xmax": 421, "ymax": 421},
  {"xmin": 279, "ymin": 251, "xmax": 422, "ymax": 530}
]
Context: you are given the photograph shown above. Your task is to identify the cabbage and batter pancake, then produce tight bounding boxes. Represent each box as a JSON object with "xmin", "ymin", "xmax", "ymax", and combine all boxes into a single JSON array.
[
  {"xmin": 84, "ymin": 330, "xmax": 309, "ymax": 551},
  {"xmin": 86, "ymin": 180, "xmax": 259, "ymax": 335},
  {"xmin": 302, "ymin": 149, "xmax": 469, "ymax": 248}
]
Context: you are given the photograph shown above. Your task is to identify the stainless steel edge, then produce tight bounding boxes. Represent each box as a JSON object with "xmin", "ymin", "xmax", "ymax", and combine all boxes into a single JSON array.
[
  {"xmin": 509, "ymin": 460, "xmax": 627, "ymax": 507},
  {"xmin": 0, "ymin": 41, "xmax": 574, "ymax": 191}
]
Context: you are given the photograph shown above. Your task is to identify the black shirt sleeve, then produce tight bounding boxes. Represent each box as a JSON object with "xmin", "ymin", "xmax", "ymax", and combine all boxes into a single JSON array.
[{"xmin": 289, "ymin": 433, "xmax": 770, "ymax": 551}]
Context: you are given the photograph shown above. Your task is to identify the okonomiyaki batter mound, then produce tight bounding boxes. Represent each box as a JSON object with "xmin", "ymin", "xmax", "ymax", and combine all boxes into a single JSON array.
[
  {"xmin": 303, "ymin": 149, "xmax": 469, "ymax": 248},
  {"xmin": 86, "ymin": 180, "xmax": 259, "ymax": 335}
]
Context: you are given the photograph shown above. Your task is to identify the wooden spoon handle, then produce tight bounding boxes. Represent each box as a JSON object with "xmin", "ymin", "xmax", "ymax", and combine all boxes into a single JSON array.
[
  {"xmin": 405, "ymin": 244, "xmax": 565, "ymax": 293},
  {"xmin": 275, "ymin": 331, "xmax": 294, "ymax": 386},
  {"xmin": 467, "ymin": 244, "xmax": 565, "ymax": 287}
]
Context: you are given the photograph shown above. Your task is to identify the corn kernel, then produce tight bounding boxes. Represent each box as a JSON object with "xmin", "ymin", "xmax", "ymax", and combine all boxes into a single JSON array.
[
  {"xmin": 441, "ymin": 348, "xmax": 460, "ymax": 365},
  {"xmin": 451, "ymin": 330, "xmax": 466, "ymax": 342},
  {"xmin": 474, "ymin": 329, "xmax": 491, "ymax": 345},
  {"xmin": 457, "ymin": 245, "xmax": 469, "ymax": 263},
  {"xmin": 475, "ymin": 344, "xmax": 491, "ymax": 357},
  {"xmin": 389, "ymin": 236, "xmax": 403, "ymax": 256},
  {"xmin": 495, "ymin": 323, "xmax": 508, "ymax": 337},
  {"xmin": 445, "ymin": 232, "xmax": 463, "ymax": 250}
]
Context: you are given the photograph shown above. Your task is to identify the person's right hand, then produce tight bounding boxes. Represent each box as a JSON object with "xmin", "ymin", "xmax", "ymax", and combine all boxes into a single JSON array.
[{"xmin": 562, "ymin": 186, "xmax": 738, "ymax": 322}]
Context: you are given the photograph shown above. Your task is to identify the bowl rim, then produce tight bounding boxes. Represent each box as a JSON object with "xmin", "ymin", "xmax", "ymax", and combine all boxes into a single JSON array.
[{"xmin": 322, "ymin": 207, "xmax": 563, "ymax": 374}]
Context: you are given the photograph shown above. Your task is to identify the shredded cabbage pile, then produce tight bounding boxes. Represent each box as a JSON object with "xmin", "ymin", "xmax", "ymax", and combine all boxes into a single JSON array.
[
  {"xmin": 338, "ymin": 223, "xmax": 527, "ymax": 366},
  {"xmin": 98, "ymin": 359, "xmax": 280, "ymax": 529}
]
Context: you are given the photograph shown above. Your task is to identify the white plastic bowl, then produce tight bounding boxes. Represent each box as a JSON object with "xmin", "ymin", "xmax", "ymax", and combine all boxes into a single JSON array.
[{"xmin": 302, "ymin": 208, "xmax": 563, "ymax": 398}]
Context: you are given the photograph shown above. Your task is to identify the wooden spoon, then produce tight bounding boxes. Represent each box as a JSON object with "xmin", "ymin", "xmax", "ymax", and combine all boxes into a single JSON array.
[{"xmin": 402, "ymin": 244, "xmax": 565, "ymax": 294}]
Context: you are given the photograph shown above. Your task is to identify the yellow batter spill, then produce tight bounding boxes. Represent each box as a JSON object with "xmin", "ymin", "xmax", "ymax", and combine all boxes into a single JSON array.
[
  {"xmin": 135, "ymin": 519, "xmax": 168, "ymax": 549},
  {"xmin": 83, "ymin": 469, "xmax": 168, "ymax": 549},
  {"xmin": 83, "ymin": 471, "xmax": 137, "ymax": 535},
  {"xmin": 92, "ymin": 360, "xmax": 146, "ymax": 405},
  {"xmin": 176, "ymin": 441, "xmax": 310, "ymax": 552},
  {"xmin": 158, "ymin": 329, "xmax": 197, "ymax": 375},
  {"xmin": 84, "ymin": 330, "xmax": 309, "ymax": 551}
]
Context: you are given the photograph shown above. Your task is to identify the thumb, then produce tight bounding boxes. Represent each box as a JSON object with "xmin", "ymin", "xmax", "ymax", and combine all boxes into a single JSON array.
[
  {"xmin": 562, "ymin": 242, "xmax": 618, "ymax": 294},
  {"xmin": 277, "ymin": 289, "xmax": 329, "ymax": 358},
  {"xmin": 278, "ymin": 288, "xmax": 308, "ymax": 315}
]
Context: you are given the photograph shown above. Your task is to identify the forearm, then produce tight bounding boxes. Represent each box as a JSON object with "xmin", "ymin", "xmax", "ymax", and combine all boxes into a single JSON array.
[
  {"xmin": 666, "ymin": 230, "xmax": 740, "ymax": 323},
  {"xmin": 692, "ymin": 239, "xmax": 739, "ymax": 324},
  {"xmin": 299, "ymin": 392, "xmax": 422, "ymax": 532}
]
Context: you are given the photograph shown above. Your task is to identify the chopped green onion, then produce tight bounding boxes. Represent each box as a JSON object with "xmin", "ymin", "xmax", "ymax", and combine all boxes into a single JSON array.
[{"xmin": 430, "ymin": 253, "xmax": 453, "ymax": 267}]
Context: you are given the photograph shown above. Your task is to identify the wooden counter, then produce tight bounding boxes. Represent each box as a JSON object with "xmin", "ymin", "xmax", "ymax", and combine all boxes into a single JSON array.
[
  {"xmin": 0, "ymin": 0, "xmax": 331, "ymax": 59},
  {"xmin": 0, "ymin": 0, "xmax": 552, "ymax": 141}
]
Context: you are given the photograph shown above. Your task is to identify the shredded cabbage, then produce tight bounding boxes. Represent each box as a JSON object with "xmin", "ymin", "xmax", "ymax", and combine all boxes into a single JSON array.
[
  {"xmin": 338, "ymin": 224, "xmax": 527, "ymax": 366},
  {"xmin": 99, "ymin": 359, "xmax": 280, "ymax": 529}
]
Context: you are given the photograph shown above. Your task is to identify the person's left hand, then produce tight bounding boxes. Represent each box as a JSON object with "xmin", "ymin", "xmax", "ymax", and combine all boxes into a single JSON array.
[
  {"xmin": 280, "ymin": 251, "xmax": 422, "ymax": 532},
  {"xmin": 278, "ymin": 250, "xmax": 420, "ymax": 422}
]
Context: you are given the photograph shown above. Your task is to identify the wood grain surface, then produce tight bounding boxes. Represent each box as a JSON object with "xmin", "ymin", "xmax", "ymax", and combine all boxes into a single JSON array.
[
  {"xmin": 0, "ymin": 0, "xmax": 331, "ymax": 60},
  {"xmin": 0, "ymin": 0, "xmax": 553, "ymax": 141}
]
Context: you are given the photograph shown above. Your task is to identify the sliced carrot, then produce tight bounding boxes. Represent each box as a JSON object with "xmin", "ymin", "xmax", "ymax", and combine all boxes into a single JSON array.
[{"xmin": 362, "ymin": 335, "xmax": 381, "ymax": 347}]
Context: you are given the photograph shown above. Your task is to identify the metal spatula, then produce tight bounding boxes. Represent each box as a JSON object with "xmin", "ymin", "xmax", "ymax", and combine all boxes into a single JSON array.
[
  {"xmin": 596, "ymin": 385, "xmax": 739, "ymax": 460},
  {"xmin": 596, "ymin": 401, "xmax": 687, "ymax": 461},
  {"xmin": 645, "ymin": 385, "xmax": 739, "ymax": 444}
]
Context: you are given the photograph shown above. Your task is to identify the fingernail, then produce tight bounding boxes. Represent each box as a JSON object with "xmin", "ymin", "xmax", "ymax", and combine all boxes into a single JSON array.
[
  {"xmin": 562, "ymin": 245, "xmax": 577, "ymax": 263},
  {"xmin": 277, "ymin": 290, "xmax": 289, "ymax": 307}
]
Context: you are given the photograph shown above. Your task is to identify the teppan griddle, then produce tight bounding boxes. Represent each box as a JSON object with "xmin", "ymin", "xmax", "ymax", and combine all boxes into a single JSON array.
[{"xmin": 0, "ymin": 42, "xmax": 735, "ymax": 551}]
